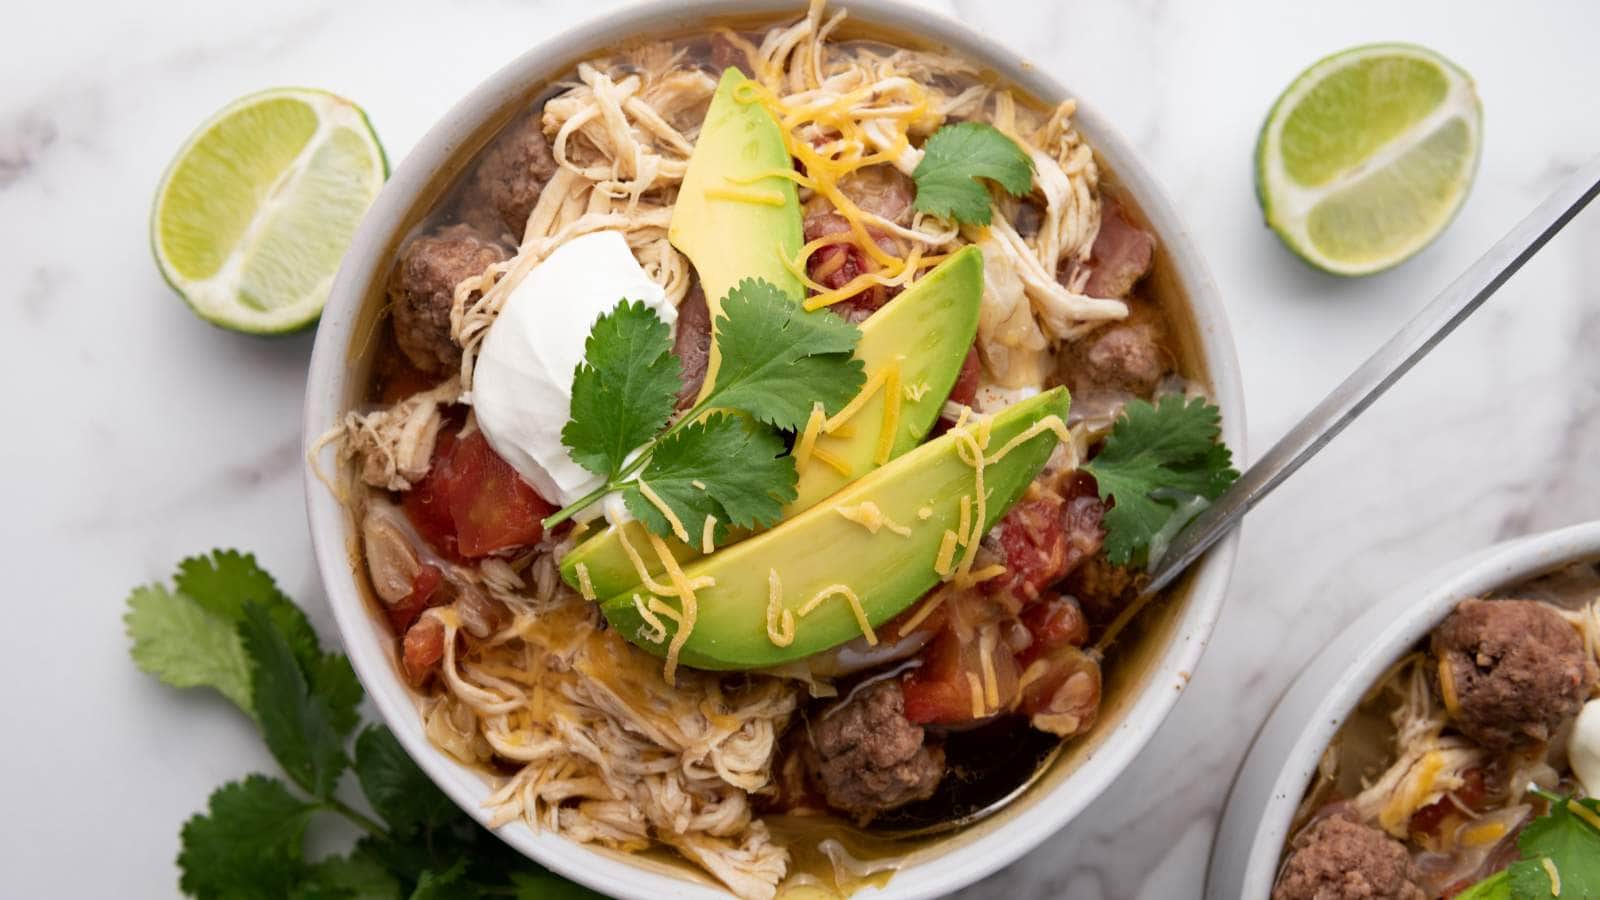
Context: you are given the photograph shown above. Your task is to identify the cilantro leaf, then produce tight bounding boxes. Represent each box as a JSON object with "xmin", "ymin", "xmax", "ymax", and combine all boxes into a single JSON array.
[
  {"xmin": 562, "ymin": 300, "xmax": 681, "ymax": 479},
  {"xmin": 126, "ymin": 584, "xmax": 255, "ymax": 715},
  {"xmin": 705, "ymin": 278, "xmax": 865, "ymax": 430},
  {"xmin": 354, "ymin": 725, "xmax": 458, "ymax": 837},
  {"xmin": 178, "ymin": 775, "xmax": 318, "ymax": 900},
  {"xmin": 408, "ymin": 861, "xmax": 469, "ymax": 900},
  {"xmin": 912, "ymin": 122, "xmax": 1035, "ymax": 225},
  {"xmin": 1082, "ymin": 395, "xmax": 1238, "ymax": 566},
  {"xmin": 295, "ymin": 849, "xmax": 402, "ymax": 900},
  {"xmin": 625, "ymin": 412, "xmax": 797, "ymax": 543},
  {"xmin": 1510, "ymin": 795, "xmax": 1600, "ymax": 899},
  {"xmin": 176, "ymin": 550, "xmax": 323, "ymax": 671},
  {"xmin": 240, "ymin": 603, "xmax": 361, "ymax": 799}
]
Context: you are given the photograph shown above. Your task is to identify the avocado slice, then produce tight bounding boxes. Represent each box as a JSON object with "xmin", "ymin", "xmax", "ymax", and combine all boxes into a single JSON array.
[
  {"xmin": 559, "ymin": 247, "xmax": 986, "ymax": 600},
  {"xmin": 599, "ymin": 387, "xmax": 1070, "ymax": 671},
  {"xmin": 667, "ymin": 67, "xmax": 804, "ymax": 400}
]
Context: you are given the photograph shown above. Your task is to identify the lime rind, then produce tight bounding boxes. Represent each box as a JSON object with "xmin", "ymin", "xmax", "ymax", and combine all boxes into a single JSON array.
[
  {"xmin": 151, "ymin": 88, "xmax": 388, "ymax": 335},
  {"xmin": 1256, "ymin": 43, "xmax": 1482, "ymax": 276}
]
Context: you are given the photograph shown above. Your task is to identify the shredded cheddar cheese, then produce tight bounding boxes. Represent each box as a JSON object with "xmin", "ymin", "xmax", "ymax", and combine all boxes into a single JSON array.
[
  {"xmin": 1542, "ymin": 857, "xmax": 1561, "ymax": 896},
  {"xmin": 904, "ymin": 382, "xmax": 931, "ymax": 402},
  {"xmin": 875, "ymin": 361, "xmax": 902, "ymax": 465},
  {"xmin": 916, "ymin": 505, "xmax": 933, "ymax": 520},
  {"xmin": 637, "ymin": 479, "xmax": 691, "ymax": 544},
  {"xmin": 1380, "ymin": 751, "xmax": 1445, "ymax": 835},
  {"xmin": 833, "ymin": 501, "xmax": 912, "ymax": 536},
  {"xmin": 965, "ymin": 672, "xmax": 985, "ymax": 719},
  {"xmin": 701, "ymin": 516, "xmax": 717, "ymax": 554},
  {"xmin": 824, "ymin": 365, "xmax": 892, "ymax": 433},
  {"xmin": 648, "ymin": 533, "xmax": 706, "ymax": 685},
  {"xmin": 616, "ymin": 525, "xmax": 679, "ymax": 597},
  {"xmin": 797, "ymin": 584, "xmax": 877, "ymax": 645},
  {"xmin": 631, "ymin": 594, "xmax": 668, "ymax": 644},
  {"xmin": 1437, "ymin": 657, "xmax": 1461, "ymax": 716},
  {"xmin": 794, "ymin": 402, "xmax": 826, "ymax": 471},
  {"xmin": 898, "ymin": 589, "xmax": 947, "ymax": 635},
  {"xmin": 1460, "ymin": 821, "xmax": 1507, "ymax": 847},
  {"xmin": 765, "ymin": 569, "xmax": 796, "ymax": 647},
  {"xmin": 1570, "ymin": 799, "xmax": 1600, "ymax": 833},
  {"xmin": 574, "ymin": 563, "xmax": 596, "ymax": 601},
  {"xmin": 966, "ymin": 563, "xmax": 1008, "ymax": 583},
  {"xmin": 692, "ymin": 479, "xmax": 707, "ymax": 490},
  {"xmin": 810, "ymin": 445, "xmax": 852, "ymax": 477},
  {"xmin": 934, "ymin": 530, "xmax": 959, "ymax": 578},
  {"xmin": 956, "ymin": 495, "xmax": 971, "ymax": 549}
]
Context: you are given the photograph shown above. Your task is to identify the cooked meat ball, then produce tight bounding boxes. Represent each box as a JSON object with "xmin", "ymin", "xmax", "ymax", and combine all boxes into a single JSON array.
[
  {"xmin": 1272, "ymin": 814, "xmax": 1425, "ymax": 900},
  {"xmin": 1430, "ymin": 598, "xmax": 1598, "ymax": 752},
  {"xmin": 804, "ymin": 680, "xmax": 945, "ymax": 823},
  {"xmin": 388, "ymin": 225, "xmax": 507, "ymax": 374},
  {"xmin": 460, "ymin": 113, "xmax": 558, "ymax": 241}
]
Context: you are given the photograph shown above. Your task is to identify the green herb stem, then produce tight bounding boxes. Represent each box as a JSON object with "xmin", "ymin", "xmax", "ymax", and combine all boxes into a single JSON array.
[
  {"xmin": 324, "ymin": 797, "xmax": 386, "ymax": 837},
  {"xmin": 541, "ymin": 397, "xmax": 717, "ymax": 530}
]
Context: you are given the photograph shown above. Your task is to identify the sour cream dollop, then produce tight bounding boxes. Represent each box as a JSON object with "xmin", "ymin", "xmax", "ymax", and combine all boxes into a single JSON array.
[
  {"xmin": 1572, "ymin": 698, "xmax": 1600, "ymax": 798},
  {"xmin": 472, "ymin": 230, "xmax": 676, "ymax": 511}
]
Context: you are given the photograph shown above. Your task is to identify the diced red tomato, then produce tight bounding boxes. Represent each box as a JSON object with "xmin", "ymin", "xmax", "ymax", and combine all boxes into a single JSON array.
[
  {"xmin": 901, "ymin": 614, "xmax": 1021, "ymax": 726},
  {"xmin": 402, "ymin": 617, "xmax": 446, "ymax": 686},
  {"xmin": 444, "ymin": 430, "xmax": 553, "ymax": 557},
  {"xmin": 1020, "ymin": 595, "xmax": 1090, "ymax": 654},
  {"xmin": 402, "ymin": 427, "xmax": 554, "ymax": 559},
  {"xmin": 385, "ymin": 564, "xmax": 445, "ymax": 634},
  {"xmin": 983, "ymin": 497, "xmax": 1069, "ymax": 607}
]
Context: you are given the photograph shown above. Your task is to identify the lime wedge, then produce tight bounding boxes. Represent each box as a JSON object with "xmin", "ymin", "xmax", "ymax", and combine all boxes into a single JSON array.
[
  {"xmin": 152, "ymin": 88, "xmax": 387, "ymax": 333},
  {"xmin": 1256, "ymin": 44, "xmax": 1482, "ymax": 276}
]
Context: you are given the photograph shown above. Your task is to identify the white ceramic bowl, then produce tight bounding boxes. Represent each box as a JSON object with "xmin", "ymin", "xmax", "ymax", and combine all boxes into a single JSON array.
[
  {"xmin": 1208, "ymin": 520, "xmax": 1600, "ymax": 899},
  {"xmin": 303, "ymin": 2, "xmax": 1245, "ymax": 896}
]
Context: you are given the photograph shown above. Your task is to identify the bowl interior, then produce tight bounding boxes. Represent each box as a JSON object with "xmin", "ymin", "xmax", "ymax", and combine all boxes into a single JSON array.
[
  {"xmin": 303, "ymin": 2, "xmax": 1245, "ymax": 897},
  {"xmin": 1211, "ymin": 520, "xmax": 1600, "ymax": 900}
]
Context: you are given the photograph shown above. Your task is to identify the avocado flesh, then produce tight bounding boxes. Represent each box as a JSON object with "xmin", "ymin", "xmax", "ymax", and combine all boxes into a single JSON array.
[
  {"xmin": 559, "ymin": 247, "xmax": 985, "ymax": 600},
  {"xmin": 600, "ymin": 387, "xmax": 1071, "ymax": 671},
  {"xmin": 667, "ymin": 67, "xmax": 804, "ymax": 400}
]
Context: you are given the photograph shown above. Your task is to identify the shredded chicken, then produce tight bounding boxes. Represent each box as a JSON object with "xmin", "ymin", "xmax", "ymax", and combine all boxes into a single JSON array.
[{"xmin": 330, "ymin": 377, "xmax": 458, "ymax": 491}]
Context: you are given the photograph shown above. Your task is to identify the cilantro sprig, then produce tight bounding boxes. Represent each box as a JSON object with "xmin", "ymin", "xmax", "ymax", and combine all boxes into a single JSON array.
[
  {"xmin": 126, "ymin": 550, "xmax": 599, "ymax": 899},
  {"xmin": 1454, "ymin": 789, "xmax": 1600, "ymax": 900},
  {"xmin": 1082, "ymin": 395, "xmax": 1239, "ymax": 567},
  {"xmin": 911, "ymin": 122, "xmax": 1035, "ymax": 225},
  {"xmin": 547, "ymin": 278, "xmax": 865, "ymax": 542}
]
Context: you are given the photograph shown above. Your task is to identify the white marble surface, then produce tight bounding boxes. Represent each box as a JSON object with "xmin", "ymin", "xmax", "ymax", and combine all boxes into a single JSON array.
[{"xmin": 3, "ymin": 0, "xmax": 1598, "ymax": 897}]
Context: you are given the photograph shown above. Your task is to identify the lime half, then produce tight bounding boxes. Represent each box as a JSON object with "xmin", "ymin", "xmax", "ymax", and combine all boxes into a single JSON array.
[
  {"xmin": 1256, "ymin": 44, "xmax": 1482, "ymax": 276},
  {"xmin": 152, "ymin": 88, "xmax": 387, "ymax": 334}
]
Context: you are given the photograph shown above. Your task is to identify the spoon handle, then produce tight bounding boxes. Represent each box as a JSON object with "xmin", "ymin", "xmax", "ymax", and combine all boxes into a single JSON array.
[{"xmin": 1143, "ymin": 156, "xmax": 1600, "ymax": 595}]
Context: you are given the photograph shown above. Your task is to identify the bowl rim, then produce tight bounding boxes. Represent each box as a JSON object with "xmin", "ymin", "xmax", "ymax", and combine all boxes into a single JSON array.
[
  {"xmin": 1207, "ymin": 519, "xmax": 1600, "ymax": 900},
  {"xmin": 302, "ymin": 1, "xmax": 1246, "ymax": 897}
]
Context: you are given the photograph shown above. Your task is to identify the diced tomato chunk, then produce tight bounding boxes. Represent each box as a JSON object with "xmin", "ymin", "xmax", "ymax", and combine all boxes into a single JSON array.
[
  {"xmin": 902, "ymin": 629, "xmax": 976, "ymax": 725},
  {"xmin": 900, "ymin": 599, "xmax": 1021, "ymax": 726},
  {"xmin": 385, "ymin": 563, "xmax": 445, "ymax": 634},
  {"xmin": 445, "ymin": 430, "xmax": 553, "ymax": 557},
  {"xmin": 401, "ymin": 427, "xmax": 554, "ymax": 559},
  {"xmin": 1020, "ymin": 595, "xmax": 1090, "ymax": 654},
  {"xmin": 402, "ymin": 617, "xmax": 446, "ymax": 686},
  {"xmin": 983, "ymin": 497, "xmax": 1069, "ymax": 606}
]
